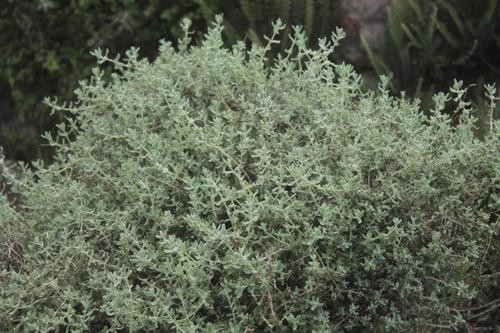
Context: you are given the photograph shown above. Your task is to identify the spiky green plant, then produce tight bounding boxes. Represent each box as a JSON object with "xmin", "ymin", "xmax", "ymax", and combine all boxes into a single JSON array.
[
  {"xmin": 364, "ymin": 0, "xmax": 500, "ymax": 91},
  {"xmin": 362, "ymin": 0, "xmax": 500, "ymax": 129}
]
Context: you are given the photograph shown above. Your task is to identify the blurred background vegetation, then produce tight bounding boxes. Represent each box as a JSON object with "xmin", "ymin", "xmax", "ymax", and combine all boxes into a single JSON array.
[
  {"xmin": 0, "ymin": 0, "xmax": 206, "ymax": 162},
  {"xmin": 1, "ymin": 0, "xmax": 499, "ymax": 163},
  {"xmin": 363, "ymin": 0, "xmax": 500, "ymax": 134}
]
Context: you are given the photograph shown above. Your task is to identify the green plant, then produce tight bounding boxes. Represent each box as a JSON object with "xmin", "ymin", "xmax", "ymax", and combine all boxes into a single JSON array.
[
  {"xmin": 1, "ymin": 19, "xmax": 499, "ymax": 331},
  {"xmin": 0, "ymin": 0, "xmax": 205, "ymax": 163}
]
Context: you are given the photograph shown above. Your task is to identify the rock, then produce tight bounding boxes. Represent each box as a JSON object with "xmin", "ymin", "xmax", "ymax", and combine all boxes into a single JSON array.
[{"xmin": 340, "ymin": 0, "xmax": 390, "ymax": 66}]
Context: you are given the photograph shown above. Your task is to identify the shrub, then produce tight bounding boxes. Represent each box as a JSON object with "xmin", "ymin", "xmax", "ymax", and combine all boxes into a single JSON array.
[{"xmin": 1, "ymin": 18, "xmax": 499, "ymax": 332}]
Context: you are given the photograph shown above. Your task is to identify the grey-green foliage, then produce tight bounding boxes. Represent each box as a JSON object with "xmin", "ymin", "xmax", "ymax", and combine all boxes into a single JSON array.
[{"xmin": 1, "ymin": 17, "xmax": 499, "ymax": 332}]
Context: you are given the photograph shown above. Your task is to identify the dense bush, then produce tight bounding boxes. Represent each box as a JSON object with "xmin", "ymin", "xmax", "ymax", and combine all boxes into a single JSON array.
[{"xmin": 1, "ymin": 19, "xmax": 499, "ymax": 331}]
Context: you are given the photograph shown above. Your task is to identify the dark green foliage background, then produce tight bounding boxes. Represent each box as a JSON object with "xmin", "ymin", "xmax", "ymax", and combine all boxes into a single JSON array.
[
  {"xmin": 0, "ymin": 0, "xmax": 343, "ymax": 163},
  {"xmin": 1, "ymin": 21, "xmax": 499, "ymax": 331},
  {"xmin": 0, "ymin": 0, "xmax": 206, "ymax": 162},
  {"xmin": 195, "ymin": 0, "xmax": 341, "ymax": 49},
  {"xmin": 363, "ymin": 0, "xmax": 500, "ymax": 128}
]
